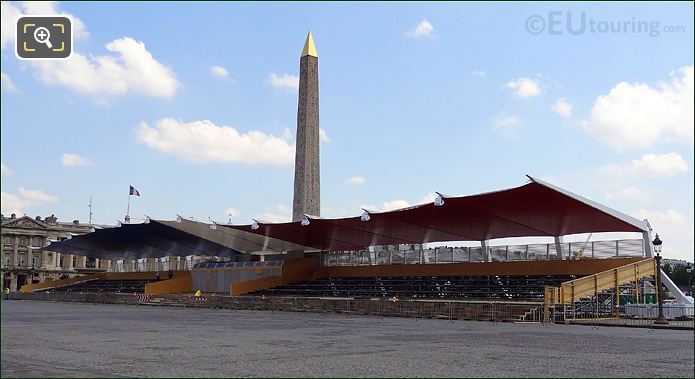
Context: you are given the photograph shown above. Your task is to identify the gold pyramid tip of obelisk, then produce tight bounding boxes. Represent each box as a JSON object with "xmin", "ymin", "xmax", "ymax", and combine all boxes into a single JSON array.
[{"xmin": 301, "ymin": 31, "xmax": 318, "ymax": 58}]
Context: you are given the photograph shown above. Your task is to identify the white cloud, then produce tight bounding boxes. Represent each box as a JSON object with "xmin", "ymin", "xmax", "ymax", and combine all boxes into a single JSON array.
[
  {"xmin": 276, "ymin": 203, "xmax": 289, "ymax": 213},
  {"xmin": 135, "ymin": 118, "xmax": 295, "ymax": 165},
  {"xmin": 1, "ymin": 72, "xmax": 18, "ymax": 93},
  {"xmin": 604, "ymin": 186, "xmax": 651, "ymax": 203},
  {"xmin": 0, "ymin": 1, "xmax": 22, "ymax": 49},
  {"xmin": 381, "ymin": 200, "xmax": 410, "ymax": 211},
  {"xmin": 61, "ymin": 153, "xmax": 90, "ymax": 167},
  {"xmin": 1, "ymin": 186, "xmax": 59, "ymax": 215},
  {"xmin": 346, "ymin": 176, "xmax": 366, "ymax": 185},
  {"xmin": 319, "ymin": 128, "xmax": 330, "ymax": 143},
  {"xmin": 281, "ymin": 128, "xmax": 293, "ymax": 142},
  {"xmin": 210, "ymin": 65, "xmax": 229, "ymax": 78},
  {"xmin": 1, "ymin": 1, "xmax": 88, "ymax": 50},
  {"xmin": 254, "ymin": 212, "xmax": 289, "ymax": 223},
  {"xmin": 632, "ymin": 209, "xmax": 693, "ymax": 261},
  {"xmin": 504, "ymin": 77, "xmax": 541, "ymax": 98},
  {"xmin": 580, "ymin": 66, "xmax": 694, "ymax": 150},
  {"xmin": 1, "ymin": 163, "xmax": 12, "ymax": 176},
  {"xmin": 361, "ymin": 204, "xmax": 381, "ymax": 212},
  {"xmin": 419, "ymin": 192, "xmax": 438, "ymax": 204},
  {"xmin": 470, "ymin": 70, "xmax": 486, "ymax": 78},
  {"xmin": 552, "ymin": 98, "xmax": 572, "ymax": 118},
  {"xmin": 31, "ymin": 37, "xmax": 179, "ymax": 99},
  {"xmin": 599, "ymin": 153, "xmax": 688, "ymax": 178},
  {"xmin": 254, "ymin": 204, "xmax": 291, "ymax": 223},
  {"xmin": 1, "ymin": 192, "xmax": 25, "ymax": 215},
  {"xmin": 18, "ymin": 187, "xmax": 58, "ymax": 203},
  {"xmin": 362, "ymin": 192, "xmax": 439, "ymax": 212},
  {"xmin": 3, "ymin": 3, "xmax": 175, "ymax": 99},
  {"xmin": 491, "ymin": 114, "xmax": 522, "ymax": 137},
  {"xmin": 224, "ymin": 208, "xmax": 241, "ymax": 218},
  {"xmin": 406, "ymin": 20, "xmax": 434, "ymax": 38},
  {"xmin": 268, "ymin": 73, "xmax": 299, "ymax": 90},
  {"xmin": 19, "ymin": 1, "xmax": 61, "ymax": 14}
]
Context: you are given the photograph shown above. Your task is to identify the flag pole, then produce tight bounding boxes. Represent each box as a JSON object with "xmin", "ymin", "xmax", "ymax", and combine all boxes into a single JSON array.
[{"xmin": 126, "ymin": 193, "xmax": 131, "ymax": 224}]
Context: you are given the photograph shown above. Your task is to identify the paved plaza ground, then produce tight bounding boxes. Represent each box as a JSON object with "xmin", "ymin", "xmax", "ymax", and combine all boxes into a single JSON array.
[{"xmin": 1, "ymin": 299, "xmax": 693, "ymax": 377}]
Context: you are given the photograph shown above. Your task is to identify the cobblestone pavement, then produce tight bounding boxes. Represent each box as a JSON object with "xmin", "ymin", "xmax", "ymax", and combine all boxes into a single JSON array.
[{"xmin": 1, "ymin": 300, "xmax": 693, "ymax": 377}]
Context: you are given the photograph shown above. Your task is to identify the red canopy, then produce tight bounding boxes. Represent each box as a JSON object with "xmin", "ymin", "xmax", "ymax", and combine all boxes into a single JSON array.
[{"xmin": 223, "ymin": 176, "xmax": 647, "ymax": 251}]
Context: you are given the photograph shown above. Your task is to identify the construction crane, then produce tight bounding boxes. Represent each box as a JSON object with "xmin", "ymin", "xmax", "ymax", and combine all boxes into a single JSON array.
[{"xmin": 574, "ymin": 233, "xmax": 593, "ymax": 260}]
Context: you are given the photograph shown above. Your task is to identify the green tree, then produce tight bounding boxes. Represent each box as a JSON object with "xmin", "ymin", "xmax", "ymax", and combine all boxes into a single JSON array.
[
  {"xmin": 662, "ymin": 262, "xmax": 672, "ymax": 276},
  {"xmin": 663, "ymin": 263, "xmax": 694, "ymax": 294}
]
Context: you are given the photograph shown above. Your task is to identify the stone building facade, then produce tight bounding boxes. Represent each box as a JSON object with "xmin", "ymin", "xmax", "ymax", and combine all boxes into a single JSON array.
[{"xmin": 1, "ymin": 214, "xmax": 107, "ymax": 292}]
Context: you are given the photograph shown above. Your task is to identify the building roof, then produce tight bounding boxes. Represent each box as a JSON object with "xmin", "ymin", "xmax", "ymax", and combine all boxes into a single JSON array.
[
  {"xmin": 43, "ymin": 218, "xmax": 315, "ymax": 260},
  {"xmin": 223, "ymin": 176, "xmax": 648, "ymax": 251},
  {"xmin": 1, "ymin": 215, "xmax": 92, "ymax": 233},
  {"xmin": 159, "ymin": 218, "xmax": 315, "ymax": 253},
  {"xmin": 43, "ymin": 176, "xmax": 648, "ymax": 258},
  {"xmin": 44, "ymin": 219, "xmax": 243, "ymax": 260}
]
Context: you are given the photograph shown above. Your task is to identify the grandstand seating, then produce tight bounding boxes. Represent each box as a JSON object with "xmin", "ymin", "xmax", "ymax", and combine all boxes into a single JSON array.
[
  {"xmin": 248, "ymin": 275, "xmax": 577, "ymax": 301},
  {"xmin": 51, "ymin": 279, "xmax": 152, "ymax": 294}
]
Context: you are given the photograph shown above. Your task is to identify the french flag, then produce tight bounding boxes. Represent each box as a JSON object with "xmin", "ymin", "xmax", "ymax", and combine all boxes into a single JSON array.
[{"xmin": 129, "ymin": 185, "xmax": 141, "ymax": 197}]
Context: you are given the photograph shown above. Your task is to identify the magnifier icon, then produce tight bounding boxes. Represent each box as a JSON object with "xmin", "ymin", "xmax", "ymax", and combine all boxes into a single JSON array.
[{"xmin": 33, "ymin": 27, "xmax": 53, "ymax": 49}]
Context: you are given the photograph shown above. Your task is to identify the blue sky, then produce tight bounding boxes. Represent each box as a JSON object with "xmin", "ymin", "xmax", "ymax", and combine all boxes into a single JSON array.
[{"xmin": 1, "ymin": 2, "xmax": 693, "ymax": 260}]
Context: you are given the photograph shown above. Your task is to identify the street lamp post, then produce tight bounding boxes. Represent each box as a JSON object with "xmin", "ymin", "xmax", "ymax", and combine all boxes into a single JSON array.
[
  {"xmin": 687, "ymin": 263, "xmax": 693, "ymax": 297},
  {"xmin": 652, "ymin": 234, "xmax": 668, "ymax": 325},
  {"xmin": 3, "ymin": 271, "xmax": 10, "ymax": 292}
]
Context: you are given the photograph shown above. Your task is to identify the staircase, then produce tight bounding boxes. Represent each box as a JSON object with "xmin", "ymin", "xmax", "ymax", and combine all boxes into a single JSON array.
[{"xmin": 559, "ymin": 258, "xmax": 656, "ymax": 304}]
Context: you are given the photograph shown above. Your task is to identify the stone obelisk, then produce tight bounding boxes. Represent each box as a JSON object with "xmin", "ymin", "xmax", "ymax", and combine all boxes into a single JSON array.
[{"xmin": 292, "ymin": 32, "xmax": 320, "ymax": 221}]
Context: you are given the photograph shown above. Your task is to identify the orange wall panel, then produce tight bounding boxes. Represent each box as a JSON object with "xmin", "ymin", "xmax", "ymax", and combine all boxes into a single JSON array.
[
  {"xmin": 281, "ymin": 257, "xmax": 320, "ymax": 285},
  {"xmin": 20, "ymin": 273, "xmax": 105, "ymax": 293},
  {"xmin": 144, "ymin": 273, "xmax": 192, "ymax": 294},
  {"xmin": 230, "ymin": 276, "xmax": 283, "ymax": 296}
]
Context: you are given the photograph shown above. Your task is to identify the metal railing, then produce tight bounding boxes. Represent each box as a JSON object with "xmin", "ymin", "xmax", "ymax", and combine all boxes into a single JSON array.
[
  {"xmin": 322, "ymin": 239, "xmax": 646, "ymax": 266},
  {"xmin": 559, "ymin": 258, "xmax": 656, "ymax": 304},
  {"xmin": 9, "ymin": 291, "xmax": 545, "ymax": 322},
  {"xmin": 12, "ymin": 291, "xmax": 692, "ymax": 328},
  {"xmin": 548, "ymin": 303, "xmax": 694, "ymax": 328},
  {"xmin": 110, "ymin": 257, "xmax": 200, "ymax": 272}
]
